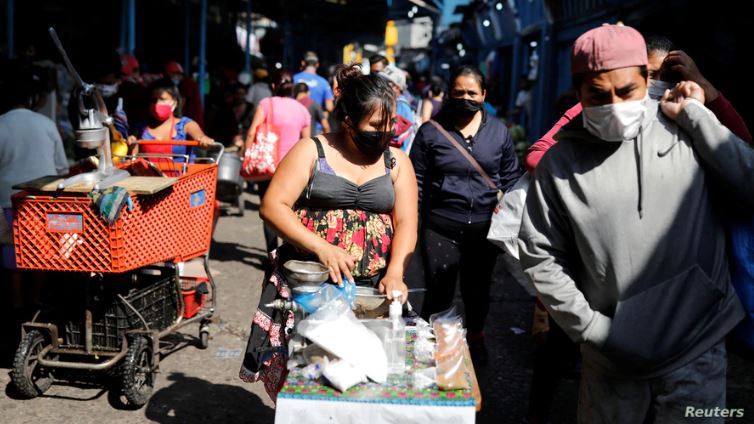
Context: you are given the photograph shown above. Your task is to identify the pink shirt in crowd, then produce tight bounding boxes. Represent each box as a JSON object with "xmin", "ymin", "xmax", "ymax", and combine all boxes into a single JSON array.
[
  {"xmin": 259, "ymin": 97, "xmax": 311, "ymax": 160},
  {"xmin": 525, "ymin": 93, "xmax": 752, "ymax": 173}
]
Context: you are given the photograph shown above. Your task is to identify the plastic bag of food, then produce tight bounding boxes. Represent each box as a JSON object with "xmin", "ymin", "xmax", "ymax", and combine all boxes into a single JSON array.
[
  {"xmin": 322, "ymin": 359, "xmax": 367, "ymax": 392},
  {"xmin": 413, "ymin": 366, "xmax": 437, "ymax": 390},
  {"xmin": 429, "ymin": 306, "xmax": 471, "ymax": 390},
  {"xmin": 414, "ymin": 337, "xmax": 436, "ymax": 364},
  {"xmin": 429, "ymin": 305, "xmax": 463, "ymax": 328},
  {"xmin": 435, "ymin": 349, "xmax": 471, "ymax": 390},
  {"xmin": 298, "ymin": 296, "xmax": 388, "ymax": 383}
]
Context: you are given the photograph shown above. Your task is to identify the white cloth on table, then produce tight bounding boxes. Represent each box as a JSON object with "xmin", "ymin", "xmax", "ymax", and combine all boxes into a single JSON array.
[{"xmin": 275, "ymin": 398, "xmax": 475, "ymax": 424}]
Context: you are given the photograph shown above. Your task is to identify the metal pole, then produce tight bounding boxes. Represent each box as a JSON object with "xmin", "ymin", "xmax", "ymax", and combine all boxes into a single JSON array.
[
  {"xmin": 508, "ymin": 34, "xmax": 522, "ymax": 113},
  {"xmin": 119, "ymin": 0, "xmax": 127, "ymax": 53},
  {"xmin": 127, "ymin": 0, "xmax": 135, "ymax": 54},
  {"xmin": 199, "ymin": 0, "xmax": 207, "ymax": 107},
  {"xmin": 7, "ymin": 0, "xmax": 14, "ymax": 59},
  {"xmin": 244, "ymin": 0, "xmax": 252, "ymax": 75},
  {"xmin": 184, "ymin": 1, "xmax": 190, "ymax": 74}
]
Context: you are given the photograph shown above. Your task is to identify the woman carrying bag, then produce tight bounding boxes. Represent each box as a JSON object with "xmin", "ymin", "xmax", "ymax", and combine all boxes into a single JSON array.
[
  {"xmin": 410, "ymin": 66, "xmax": 523, "ymax": 366},
  {"xmin": 243, "ymin": 76, "xmax": 311, "ymax": 255}
]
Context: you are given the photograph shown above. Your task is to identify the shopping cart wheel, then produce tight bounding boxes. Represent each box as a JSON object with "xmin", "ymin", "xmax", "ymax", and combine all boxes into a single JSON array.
[
  {"xmin": 199, "ymin": 322, "xmax": 210, "ymax": 349},
  {"xmin": 11, "ymin": 330, "xmax": 54, "ymax": 398},
  {"xmin": 121, "ymin": 336, "xmax": 155, "ymax": 408}
]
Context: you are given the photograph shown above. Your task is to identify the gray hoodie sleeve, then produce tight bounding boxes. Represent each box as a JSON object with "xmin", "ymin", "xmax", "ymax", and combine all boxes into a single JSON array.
[
  {"xmin": 677, "ymin": 99, "xmax": 754, "ymax": 205},
  {"xmin": 518, "ymin": 164, "xmax": 612, "ymax": 347}
]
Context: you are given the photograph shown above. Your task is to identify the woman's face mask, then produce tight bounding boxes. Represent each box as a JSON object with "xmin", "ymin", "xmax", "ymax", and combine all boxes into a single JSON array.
[
  {"xmin": 352, "ymin": 129, "xmax": 394, "ymax": 157},
  {"xmin": 151, "ymin": 101, "xmax": 175, "ymax": 121},
  {"xmin": 448, "ymin": 98, "xmax": 483, "ymax": 118},
  {"xmin": 583, "ymin": 94, "xmax": 648, "ymax": 142},
  {"xmin": 346, "ymin": 111, "xmax": 395, "ymax": 158},
  {"xmin": 447, "ymin": 75, "xmax": 486, "ymax": 119},
  {"xmin": 95, "ymin": 82, "xmax": 120, "ymax": 98}
]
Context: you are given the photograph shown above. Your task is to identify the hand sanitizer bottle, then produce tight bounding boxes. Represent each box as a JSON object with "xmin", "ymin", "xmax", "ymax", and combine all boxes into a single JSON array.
[{"xmin": 387, "ymin": 290, "xmax": 406, "ymax": 375}]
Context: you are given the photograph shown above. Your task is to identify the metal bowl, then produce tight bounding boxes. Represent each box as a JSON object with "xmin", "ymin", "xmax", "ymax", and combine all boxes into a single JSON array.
[
  {"xmin": 290, "ymin": 284, "xmax": 323, "ymax": 295},
  {"xmin": 354, "ymin": 287, "xmax": 388, "ymax": 311},
  {"xmin": 283, "ymin": 260, "xmax": 330, "ymax": 287},
  {"xmin": 75, "ymin": 127, "xmax": 107, "ymax": 149}
]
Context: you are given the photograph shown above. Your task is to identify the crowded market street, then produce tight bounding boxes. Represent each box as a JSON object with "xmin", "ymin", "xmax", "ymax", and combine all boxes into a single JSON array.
[{"xmin": 3, "ymin": 1, "xmax": 754, "ymax": 423}]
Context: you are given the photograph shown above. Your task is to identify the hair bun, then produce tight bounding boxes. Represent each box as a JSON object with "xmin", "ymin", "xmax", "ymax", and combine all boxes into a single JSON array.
[{"xmin": 334, "ymin": 63, "xmax": 363, "ymax": 87}]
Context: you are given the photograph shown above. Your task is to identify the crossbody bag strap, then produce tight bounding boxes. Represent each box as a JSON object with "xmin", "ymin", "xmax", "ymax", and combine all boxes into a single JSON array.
[{"xmin": 429, "ymin": 120, "xmax": 497, "ymax": 191}]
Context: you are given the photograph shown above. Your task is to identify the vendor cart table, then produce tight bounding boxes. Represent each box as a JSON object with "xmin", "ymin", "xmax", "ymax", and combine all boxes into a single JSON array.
[{"xmin": 275, "ymin": 329, "xmax": 481, "ymax": 424}]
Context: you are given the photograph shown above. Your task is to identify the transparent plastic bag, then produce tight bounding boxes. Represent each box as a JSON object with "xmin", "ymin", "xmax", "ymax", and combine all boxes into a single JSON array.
[
  {"xmin": 429, "ymin": 305, "xmax": 462, "ymax": 327},
  {"xmin": 411, "ymin": 317, "xmax": 436, "ymax": 363},
  {"xmin": 414, "ymin": 337, "xmax": 436, "ymax": 363},
  {"xmin": 301, "ymin": 361, "xmax": 325, "ymax": 380},
  {"xmin": 322, "ymin": 359, "xmax": 367, "ymax": 392},
  {"xmin": 435, "ymin": 349, "xmax": 470, "ymax": 390},
  {"xmin": 297, "ymin": 296, "xmax": 388, "ymax": 383},
  {"xmin": 413, "ymin": 366, "xmax": 437, "ymax": 390},
  {"xmin": 429, "ymin": 306, "xmax": 471, "ymax": 390},
  {"xmin": 292, "ymin": 281, "xmax": 356, "ymax": 314}
]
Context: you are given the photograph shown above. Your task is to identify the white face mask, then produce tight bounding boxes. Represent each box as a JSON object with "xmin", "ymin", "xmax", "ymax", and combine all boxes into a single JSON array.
[
  {"xmin": 95, "ymin": 82, "xmax": 119, "ymax": 98},
  {"xmin": 583, "ymin": 94, "xmax": 648, "ymax": 142},
  {"xmin": 648, "ymin": 79, "xmax": 675, "ymax": 100}
]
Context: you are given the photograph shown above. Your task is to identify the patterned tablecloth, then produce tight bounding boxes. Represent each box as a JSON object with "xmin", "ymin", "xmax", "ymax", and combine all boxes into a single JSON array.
[{"xmin": 275, "ymin": 329, "xmax": 478, "ymax": 424}]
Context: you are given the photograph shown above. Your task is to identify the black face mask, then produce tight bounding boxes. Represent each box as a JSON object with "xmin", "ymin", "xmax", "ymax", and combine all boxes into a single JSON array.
[
  {"xmin": 352, "ymin": 129, "xmax": 394, "ymax": 158},
  {"xmin": 448, "ymin": 98, "xmax": 483, "ymax": 118}
]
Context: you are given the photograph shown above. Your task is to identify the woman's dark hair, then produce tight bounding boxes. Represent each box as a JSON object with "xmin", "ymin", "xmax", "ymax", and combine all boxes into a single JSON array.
[
  {"xmin": 645, "ymin": 35, "xmax": 676, "ymax": 55},
  {"xmin": 293, "ymin": 82, "xmax": 309, "ymax": 97},
  {"xmin": 428, "ymin": 80, "xmax": 444, "ymax": 98},
  {"xmin": 275, "ymin": 73, "xmax": 294, "ymax": 97},
  {"xmin": 369, "ymin": 54, "xmax": 389, "ymax": 68},
  {"xmin": 147, "ymin": 78, "xmax": 182, "ymax": 117},
  {"xmin": 449, "ymin": 65, "xmax": 486, "ymax": 92},
  {"xmin": 1, "ymin": 63, "xmax": 46, "ymax": 111},
  {"xmin": 571, "ymin": 65, "xmax": 648, "ymax": 90},
  {"xmin": 333, "ymin": 63, "xmax": 395, "ymax": 130}
]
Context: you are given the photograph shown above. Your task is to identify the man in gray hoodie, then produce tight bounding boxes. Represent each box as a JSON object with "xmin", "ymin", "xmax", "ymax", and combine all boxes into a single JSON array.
[{"xmin": 518, "ymin": 24, "xmax": 750, "ymax": 423}]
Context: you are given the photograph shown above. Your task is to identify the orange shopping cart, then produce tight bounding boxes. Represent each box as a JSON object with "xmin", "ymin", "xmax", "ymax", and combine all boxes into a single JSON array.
[{"xmin": 9, "ymin": 139, "xmax": 223, "ymax": 408}]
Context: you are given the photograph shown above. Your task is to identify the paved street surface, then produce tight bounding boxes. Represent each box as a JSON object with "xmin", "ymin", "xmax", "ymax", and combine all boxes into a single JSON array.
[{"xmin": 2, "ymin": 189, "xmax": 754, "ymax": 423}]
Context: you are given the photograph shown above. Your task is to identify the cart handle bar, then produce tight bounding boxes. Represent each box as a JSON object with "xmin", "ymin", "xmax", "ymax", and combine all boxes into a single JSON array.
[{"xmin": 137, "ymin": 140, "xmax": 223, "ymax": 150}]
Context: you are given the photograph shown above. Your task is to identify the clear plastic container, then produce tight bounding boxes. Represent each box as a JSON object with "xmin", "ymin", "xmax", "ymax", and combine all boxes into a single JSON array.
[{"xmin": 386, "ymin": 290, "xmax": 406, "ymax": 375}]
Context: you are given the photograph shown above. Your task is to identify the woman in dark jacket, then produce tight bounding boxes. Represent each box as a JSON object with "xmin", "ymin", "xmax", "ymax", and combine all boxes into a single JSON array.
[{"xmin": 410, "ymin": 66, "xmax": 523, "ymax": 365}]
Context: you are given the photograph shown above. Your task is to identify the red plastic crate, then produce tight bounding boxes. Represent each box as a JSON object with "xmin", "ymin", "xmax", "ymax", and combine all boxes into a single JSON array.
[
  {"xmin": 180, "ymin": 276, "xmax": 210, "ymax": 318},
  {"xmin": 12, "ymin": 163, "xmax": 217, "ymax": 273}
]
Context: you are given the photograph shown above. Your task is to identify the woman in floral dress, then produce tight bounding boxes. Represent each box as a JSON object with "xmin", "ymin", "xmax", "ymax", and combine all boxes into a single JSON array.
[{"xmin": 240, "ymin": 64, "xmax": 418, "ymax": 400}]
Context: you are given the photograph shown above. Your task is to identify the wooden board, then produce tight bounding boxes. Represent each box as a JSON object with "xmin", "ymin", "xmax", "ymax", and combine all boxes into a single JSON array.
[
  {"xmin": 117, "ymin": 176, "xmax": 177, "ymax": 194},
  {"xmin": 13, "ymin": 175, "xmax": 177, "ymax": 195}
]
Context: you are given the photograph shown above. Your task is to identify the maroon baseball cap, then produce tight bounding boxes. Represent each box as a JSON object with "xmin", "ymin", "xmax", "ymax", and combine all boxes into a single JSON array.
[
  {"xmin": 571, "ymin": 24, "xmax": 648, "ymax": 75},
  {"xmin": 165, "ymin": 61, "xmax": 184, "ymax": 75}
]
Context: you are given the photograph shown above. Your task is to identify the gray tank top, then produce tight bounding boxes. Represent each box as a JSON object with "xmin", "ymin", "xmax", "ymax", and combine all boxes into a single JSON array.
[{"xmin": 297, "ymin": 137, "xmax": 395, "ymax": 214}]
